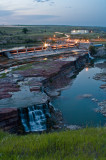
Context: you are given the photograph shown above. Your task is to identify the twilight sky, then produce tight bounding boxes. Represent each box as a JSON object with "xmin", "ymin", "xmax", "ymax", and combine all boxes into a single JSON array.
[{"xmin": 0, "ymin": 0, "xmax": 106, "ymax": 26}]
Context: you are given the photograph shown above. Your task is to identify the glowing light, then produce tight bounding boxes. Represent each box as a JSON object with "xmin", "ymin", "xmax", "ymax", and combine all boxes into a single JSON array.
[
  {"xmin": 59, "ymin": 56, "xmax": 63, "ymax": 59},
  {"xmin": 74, "ymin": 52, "xmax": 78, "ymax": 55},
  {"xmin": 86, "ymin": 68, "xmax": 89, "ymax": 71},
  {"xmin": 43, "ymin": 58, "xmax": 48, "ymax": 61},
  {"xmin": 54, "ymin": 35, "xmax": 56, "ymax": 38},
  {"xmin": 5, "ymin": 69, "xmax": 8, "ymax": 73},
  {"xmin": 44, "ymin": 43, "xmax": 48, "ymax": 47},
  {"xmin": 44, "ymin": 43, "xmax": 50, "ymax": 47}
]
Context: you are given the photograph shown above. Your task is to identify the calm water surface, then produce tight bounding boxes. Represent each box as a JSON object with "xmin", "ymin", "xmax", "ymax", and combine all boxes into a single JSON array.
[{"xmin": 52, "ymin": 60, "xmax": 106, "ymax": 127}]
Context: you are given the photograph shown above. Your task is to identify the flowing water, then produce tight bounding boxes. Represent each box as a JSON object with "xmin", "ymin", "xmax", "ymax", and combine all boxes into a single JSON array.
[
  {"xmin": 52, "ymin": 59, "xmax": 106, "ymax": 127},
  {"xmin": 20, "ymin": 103, "xmax": 50, "ymax": 132}
]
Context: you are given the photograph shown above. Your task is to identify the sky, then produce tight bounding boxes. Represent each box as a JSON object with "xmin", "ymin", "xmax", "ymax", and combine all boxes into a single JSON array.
[{"xmin": 0, "ymin": 0, "xmax": 106, "ymax": 26}]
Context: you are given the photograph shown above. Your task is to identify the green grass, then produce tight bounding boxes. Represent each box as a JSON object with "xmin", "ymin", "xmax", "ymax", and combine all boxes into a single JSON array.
[
  {"xmin": 93, "ymin": 41, "xmax": 106, "ymax": 45},
  {"xmin": 12, "ymin": 63, "xmax": 34, "ymax": 71},
  {"xmin": 0, "ymin": 127, "xmax": 106, "ymax": 160},
  {"xmin": 0, "ymin": 73, "xmax": 7, "ymax": 79},
  {"xmin": 0, "ymin": 26, "xmax": 106, "ymax": 49}
]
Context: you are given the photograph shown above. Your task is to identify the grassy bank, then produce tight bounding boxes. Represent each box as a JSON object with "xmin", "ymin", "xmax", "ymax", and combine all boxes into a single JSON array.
[{"xmin": 0, "ymin": 127, "xmax": 106, "ymax": 160}]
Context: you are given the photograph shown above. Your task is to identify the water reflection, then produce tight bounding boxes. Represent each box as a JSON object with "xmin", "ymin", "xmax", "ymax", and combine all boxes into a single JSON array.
[
  {"xmin": 85, "ymin": 67, "xmax": 89, "ymax": 72},
  {"xmin": 52, "ymin": 61, "xmax": 106, "ymax": 127}
]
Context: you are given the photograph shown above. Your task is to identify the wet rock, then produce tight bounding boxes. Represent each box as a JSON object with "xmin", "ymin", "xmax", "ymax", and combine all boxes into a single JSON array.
[
  {"xmin": 94, "ymin": 108, "xmax": 100, "ymax": 113},
  {"xmin": 0, "ymin": 54, "xmax": 88, "ymax": 107},
  {"xmin": 78, "ymin": 94, "xmax": 92, "ymax": 99},
  {"xmin": 29, "ymin": 82, "xmax": 42, "ymax": 87},
  {"xmin": 47, "ymin": 104, "xmax": 64, "ymax": 130},
  {"xmin": 0, "ymin": 82, "xmax": 16, "ymax": 88},
  {"xmin": 66, "ymin": 125, "xmax": 81, "ymax": 130},
  {"xmin": 7, "ymin": 73, "xmax": 24, "ymax": 83},
  {"xmin": 0, "ymin": 93, "xmax": 12, "ymax": 100},
  {"xmin": 30, "ymin": 86, "xmax": 41, "ymax": 92},
  {"xmin": 0, "ymin": 80, "xmax": 20, "ymax": 100},
  {"xmin": 100, "ymin": 84, "xmax": 106, "ymax": 91},
  {"xmin": 93, "ymin": 48, "xmax": 106, "ymax": 58},
  {"xmin": 93, "ymin": 73, "xmax": 106, "ymax": 82},
  {"xmin": 45, "ymin": 89, "xmax": 60, "ymax": 97},
  {"xmin": 2, "ymin": 87, "xmax": 20, "ymax": 92},
  {"xmin": 95, "ymin": 61, "xmax": 106, "ymax": 69},
  {"xmin": 93, "ymin": 62, "xmax": 106, "ymax": 83},
  {"xmin": 97, "ymin": 101, "xmax": 106, "ymax": 117},
  {"xmin": 91, "ymin": 98, "xmax": 98, "ymax": 102}
]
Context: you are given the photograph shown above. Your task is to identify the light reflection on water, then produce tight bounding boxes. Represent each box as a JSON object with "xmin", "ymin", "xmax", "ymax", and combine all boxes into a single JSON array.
[{"xmin": 52, "ymin": 62, "xmax": 106, "ymax": 127}]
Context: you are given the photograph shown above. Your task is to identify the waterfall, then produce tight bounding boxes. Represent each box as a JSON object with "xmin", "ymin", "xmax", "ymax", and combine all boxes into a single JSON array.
[
  {"xmin": 28, "ymin": 106, "xmax": 46, "ymax": 132},
  {"xmin": 88, "ymin": 51, "xmax": 94, "ymax": 59},
  {"xmin": 19, "ymin": 103, "xmax": 50, "ymax": 132},
  {"xmin": 20, "ymin": 109, "xmax": 30, "ymax": 132}
]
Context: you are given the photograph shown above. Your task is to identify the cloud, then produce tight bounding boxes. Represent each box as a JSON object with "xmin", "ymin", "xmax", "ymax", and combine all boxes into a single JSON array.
[
  {"xmin": 22, "ymin": 14, "xmax": 58, "ymax": 19},
  {"xmin": 49, "ymin": 1, "xmax": 55, "ymax": 6},
  {"xmin": 0, "ymin": 10, "xmax": 14, "ymax": 16},
  {"xmin": 33, "ymin": 0, "xmax": 50, "ymax": 2},
  {"xmin": 33, "ymin": 0, "xmax": 55, "ymax": 5},
  {"xmin": 65, "ymin": 6, "xmax": 72, "ymax": 9},
  {"xmin": 0, "ymin": 14, "xmax": 59, "ymax": 25}
]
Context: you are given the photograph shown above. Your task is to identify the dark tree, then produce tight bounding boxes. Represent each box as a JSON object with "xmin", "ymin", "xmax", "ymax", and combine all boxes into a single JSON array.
[
  {"xmin": 22, "ymin": 28, "xmax": 28, "ymax": 34},
  {"xmin": 89, "ymin": 46, "xmax": 96, "ymax": 55}
]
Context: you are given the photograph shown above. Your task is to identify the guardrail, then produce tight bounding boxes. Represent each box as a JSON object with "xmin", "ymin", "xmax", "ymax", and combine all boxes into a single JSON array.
[{"xmin": 0, "ymin": 43, "xmax": 76, "ymax": 58}]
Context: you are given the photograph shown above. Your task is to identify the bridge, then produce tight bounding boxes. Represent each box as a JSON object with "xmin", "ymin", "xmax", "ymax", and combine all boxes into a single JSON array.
[{"xmin": 0, "ymin": 43, "xmax": 76, "ymax": 59}]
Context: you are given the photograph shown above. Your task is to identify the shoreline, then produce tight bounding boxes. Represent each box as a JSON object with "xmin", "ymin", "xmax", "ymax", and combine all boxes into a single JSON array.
[
  {"xmin": 93, "ymin": 61, "xmax": 106, "ymax": 117},
  {"xmin": 0, "ymin": 53, "xmax": 89, "ymax": 133},
  {"xmin": 0, "ymin": 47, "xmax": 105, "ymax": 133}
]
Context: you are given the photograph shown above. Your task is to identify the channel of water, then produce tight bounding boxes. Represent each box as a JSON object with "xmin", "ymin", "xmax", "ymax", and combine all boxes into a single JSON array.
[{"xmin": 51, "ymin": 59, "xmax": 106, "ymax": 127}]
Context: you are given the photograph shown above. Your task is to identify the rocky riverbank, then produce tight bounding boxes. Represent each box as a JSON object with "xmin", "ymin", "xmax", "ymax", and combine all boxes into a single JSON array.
[
  {"xmin": 93, "ymin": 61, "xmax": 106, "ymax": 90},
  {"xmin": 0, "ymin": 102, "xmax": 81, "ymax": 134},
  {"xmin": 0, "ymin": 53, "xmax": 88, "ymax": 133},
  {"xmin": 94, "ymin": 47, "xmax": 106, "ymax": 58},
  {"xmin": 0, "ymin": 53, "xmax": 88, "ymax": 102},
  {"xmin": 93, "ymin": 61, "xmax": 106, "ymax": 117}
]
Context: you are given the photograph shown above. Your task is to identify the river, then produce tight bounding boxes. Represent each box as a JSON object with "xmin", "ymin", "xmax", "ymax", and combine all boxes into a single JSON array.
[{"xmin": 52, "ymin": 59, "xmax": 106, "ymax": 127}]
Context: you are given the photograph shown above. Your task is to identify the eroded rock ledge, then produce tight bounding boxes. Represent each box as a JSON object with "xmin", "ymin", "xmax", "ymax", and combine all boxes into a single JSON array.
[
  {"xmin": 0, "ymin": 102, "xmax": 81, "ymax": 134},
  {"xmin": 0, "ymin": 108, "xmax": 20, "ymax": 133},
  {"xmin": 0, "ymin": 54, "xmax": 88, "ymax": 133}
]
